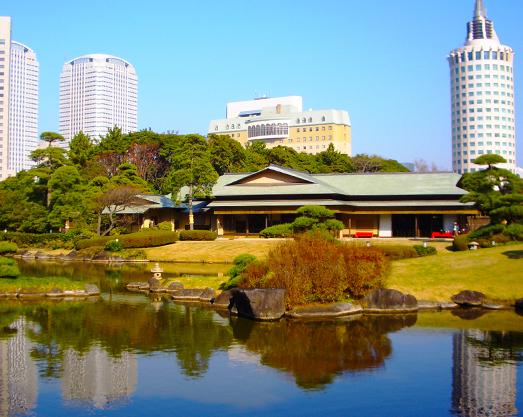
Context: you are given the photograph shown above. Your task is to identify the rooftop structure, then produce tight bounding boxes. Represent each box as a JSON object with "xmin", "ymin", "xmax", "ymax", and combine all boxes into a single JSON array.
[{"xmin": 448, "ymin": 1, "xmax": 516, "ymax": 174}]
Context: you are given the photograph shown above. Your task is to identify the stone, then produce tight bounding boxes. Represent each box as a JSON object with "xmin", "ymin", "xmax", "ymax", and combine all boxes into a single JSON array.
[
  {"xmin": 55, "ymin": 253, "xmax": 66, "ymax": 260},
  {"xmin": 65, "ymin": 251, "xmax": 81, "ymax": 260},
  {"xmin": 229, "ymin": 288, "xmax": 288, "ymax": 321},
  {"xmin": 287, "ymin": 302, "xmax": 362, "ymax": 319},
  {"xmin": 483, "ymin": 302, "xmax": 505, "ymax": 310},
  {"xmin": 171, "ymin": 289, "xmax": 205, "ymax": 301},
  {"xmin": 92, "ymin": 251, "xmax": 111, "ymax": 262},
  {"xmin": 84, "ymin": 284, "xmax": 100, "ymax": 296},
  {"xmin": 148, "ymin": 278, "xmax": 161, "ymax": 289},
  {"xmin": 417, "ymin": 301, "xmax": 458, "ymax": 310},
  {"xmin": 21, "ymin": 251, "xmax": 35, "ymax": 259},
  {"xmin": 362, "ymin": 288, "xmax": 418, "ymax": 313},
  {"xmin": 211, "ymin": 290, "xmax": 233, "ymax": 309},
  {"xmin": 515, "ymin": 298, "xmax": 523, "ymax": 310},
  {"xmin": 139, "ymin": 285, "xmax": 150, "ymax": 291},
  {"xmin": 126, "ymin": 282, "xmax": 143, "ymax": 289},
  {"xmin": 46, "ymin": 287, "xmax": 65, "ymax": 297},
  {"xmin": 199, "ymin": 287, "xmax": 216, "ymax": 302},
  {"xmin": 5, "ymin": 292, "xmax": 19, "ymax": 298},
  {"xmin": 166, "ymin": 282, "xmax": 184, "ymax": 293},
  {"xmin": 63, "ymin": 289, "xmax": 75, "ymax": 296},
  {"xmin": 451, "ymin": 290, "xmax": 487, "ymax": 306},
  {"xmin": 109, "ymin": 255, "xmax": 125, "ymax": 262},
  {"xmin": 18, "ymin": 287, "xmax": 45, "ymax": 300},
  {"xmin": 73, "ymin": 289, "xmax": 88, "ymax": 297},
  {"xmin": 150, "ymin": 287, "xmax": 166, "ymax": 293}
]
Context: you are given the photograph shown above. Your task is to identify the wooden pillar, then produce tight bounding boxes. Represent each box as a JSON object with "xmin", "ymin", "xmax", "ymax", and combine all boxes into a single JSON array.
[
  {"xmin": 415, "ymin": 215, "xmax": 419, "ymax": 238},
  {"xmin": 349, "ymin": 218, "xmax": 352, "ymax": 237},
  {"xmin": 265, "ymin": 215, "xmax": 268, "ymax": 229},
  {"xmin": 246, "ymin": 215, "xmax": 249, "ymax": 236}
]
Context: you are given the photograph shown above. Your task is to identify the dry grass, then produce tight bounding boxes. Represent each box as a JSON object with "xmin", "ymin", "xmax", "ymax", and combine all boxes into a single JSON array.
[
  {"xmin": 387, "ymin": 243, "xmax": 523, "ymax": 303},
  {"xmin": 144, "ymin": 238, "xmax": 285, "ymax": 263}
]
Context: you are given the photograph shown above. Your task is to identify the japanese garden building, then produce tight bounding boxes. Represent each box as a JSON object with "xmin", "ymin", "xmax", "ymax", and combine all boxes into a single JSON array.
[{"xmin": 120, "ymin": 165, "xmax": 477, "ymax": 238}]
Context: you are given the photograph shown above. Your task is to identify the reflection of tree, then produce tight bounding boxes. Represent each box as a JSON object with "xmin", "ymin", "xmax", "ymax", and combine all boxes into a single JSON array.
[
  {"xmin": 9, "ymin": 298, "xmax": 233, "ymax": 380},
  {"xmin": 231, "ymin": 314, "xmax": 417, "ymax": 390}
]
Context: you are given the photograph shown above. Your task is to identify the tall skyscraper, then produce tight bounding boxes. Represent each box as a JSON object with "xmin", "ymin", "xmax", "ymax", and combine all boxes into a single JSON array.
[
  {"xmin": 0, "ymin": 17, "xmax": 38, "ymax": 180},
  {"xmin": 448, "ymin": 1, "xmax": 516, "ymax": 174},
  {"xmin": 0, "ymin": 16, "xmax": 12, "ymax": 181},
  {"xmin": 59, "ymin": 54, "xmax": 138, "ymax": 144}
]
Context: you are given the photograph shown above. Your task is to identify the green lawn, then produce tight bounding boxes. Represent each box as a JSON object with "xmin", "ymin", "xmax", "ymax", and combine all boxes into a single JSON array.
[
  {"xmin": 0, "ymin": 276, "xmax": 85, "ymax": 293},
  {"xmin": 388, "ymin": 243, "xmax": 523, "ymax": 303}
]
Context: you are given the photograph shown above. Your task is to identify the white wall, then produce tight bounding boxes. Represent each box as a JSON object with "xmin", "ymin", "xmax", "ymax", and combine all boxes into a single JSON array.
[{"xmin": 379, "ymin": 214, "xmax": 392, "ymax": 237}]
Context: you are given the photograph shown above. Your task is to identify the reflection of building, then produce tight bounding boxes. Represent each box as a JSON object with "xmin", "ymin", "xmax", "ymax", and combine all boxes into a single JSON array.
[
  {"xmin": 452, "ymin": 329, "xmax": 517, "ymax": 416},
  {"xmin": 61, "ymin": 346, "xmax": 137, "ymax": 409},
  {"xmin": 448, "ymin": 1, "xmax": 516, "ymax": 174},
  {"xmin": 209, "ymin": 96, "xmax": 351, "ymax": 155},
  {"xmin": 0, "ymin": 16, "xmax": 39, "ymax": 180},
  {"xmin": 59, "ymin": 54, "xmax": 138, "ymax": 144},
  {"xmin": 0, "ymin": 318, "xmax": 38, "ymax": 416}
]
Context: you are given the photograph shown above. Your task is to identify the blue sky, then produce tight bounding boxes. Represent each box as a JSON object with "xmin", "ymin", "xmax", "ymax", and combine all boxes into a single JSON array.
[{"xmin": 3, "ymin": 0, "xmax": 521, "ymax": 169}]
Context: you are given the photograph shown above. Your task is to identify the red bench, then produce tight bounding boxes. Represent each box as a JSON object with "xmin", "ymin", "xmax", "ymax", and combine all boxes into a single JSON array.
[
  {"xmin": 431, "ymin": 232, "xmax": 453, "ymax": 238},
  {"xmin": 355, "ymin": 232, "xmax": 374, "ymax": 238}
]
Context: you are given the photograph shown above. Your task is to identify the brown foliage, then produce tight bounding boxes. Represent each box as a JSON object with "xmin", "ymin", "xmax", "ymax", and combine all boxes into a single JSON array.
[
  {"xmin": 238, "ymin": 261, "xmax": 269, "ymax": 288},
  {"xmin": 258, "ymin": 233, "xmax": 390, "ymax": 307}
]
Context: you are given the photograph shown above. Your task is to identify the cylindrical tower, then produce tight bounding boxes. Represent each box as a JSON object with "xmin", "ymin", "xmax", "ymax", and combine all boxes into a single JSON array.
[{"xmin": 447, "ymin": 1, "xmax": 515, "ymax": 174}]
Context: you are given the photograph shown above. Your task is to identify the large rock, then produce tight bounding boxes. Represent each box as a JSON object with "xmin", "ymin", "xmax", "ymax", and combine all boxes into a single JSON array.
[
  {"xmin": 84, "ymin": 284, "xmax": 100, "ymax": 296},
  {"xmin": 199, "ymin": 287, "xmax": 216, "ymax": 302},
  {"xmin": 211, "ymin": 290, "xmax": 233, "ymax": 309},
  {"xmin": 515, "ymin": 298, "xmax": 523, "ymax": 310},
  {"xmin": 18, "ymin": 287, "xmax": 45, "ymax": 300},
  {"xmin": 148, "ymin": 278, "xmax": 161, "ymax": 289},
  {"xmin": 65, "ymin": 251, "xmax": 81, "ymax": 260},
  {"xmin": 362, "ymin": 288, "xmax": 418, "ymax": 313},
  {"xmin": 126, "ymin": 282, "xmax": 143, "ymax": 289},
  {"xmin": 46, "ymin": 287, "xmax": 65, "ymax": 298},
  {"xmin": 171, "ymin": 289, "xmax": 205, "ymax": 301},
  {"xmin": 418, "ymin": 301, "xmax": 458, "ymax": 310},
  {"xmin": 166, "ymin": 282, "xmax": 184, "ymax": 294},
  {"xmin": 451, "ymin": 290, "xmax": 487, "ymax": 306},
  {"xmin": 287, "ymin": 302, "xmax": 362, "ymax": 319},
  {"xmin": 229, "ymin": 288, "xmax": 288, "ymax": 321}
]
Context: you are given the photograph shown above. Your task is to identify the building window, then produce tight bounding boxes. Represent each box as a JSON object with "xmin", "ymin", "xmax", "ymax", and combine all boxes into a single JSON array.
[
  {"xmin": 321, "ymin": 116, "xmax": 325, "ymax": 122},
  {"xmin": 308, "ymin": 117, "xmax": 312, "ymax": 123}
]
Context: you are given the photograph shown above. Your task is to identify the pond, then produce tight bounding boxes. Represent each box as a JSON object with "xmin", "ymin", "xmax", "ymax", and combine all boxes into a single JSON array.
[{"xmin": 1, "ymin": 262, "xmax": 523, "ymax": 416}]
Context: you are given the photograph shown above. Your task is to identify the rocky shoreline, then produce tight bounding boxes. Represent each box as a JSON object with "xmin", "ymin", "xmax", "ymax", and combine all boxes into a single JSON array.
[
  {"xmin": 12, "ymin": 250, "xmax": 149, "ymax": 263},
  {"xmin": 0, "ymin": 284, "xmax": 101, "ymax": 300},
  {"xmin": 127, "ymin": 280, "xmax": 516, "ymax": 321}
]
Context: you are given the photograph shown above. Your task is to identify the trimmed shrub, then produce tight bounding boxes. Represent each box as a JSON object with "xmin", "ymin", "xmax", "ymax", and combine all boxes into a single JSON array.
[
  {"xmin": 179, "ymin": 230, "xmax": 218, "ymax": 241},
  {"xmin": 109, "ymin": 227, "xmax": 131, "ymax": 236},
  {"xmin": 78, "ymin": 246, "xmax": 105, "ymax": 257},
  {"xmin": 376, "ymin": 245, "xmax": 418, "ymax": 260},
  {"xmin": 503, "ymin": 223, "xmax": 523, "ymax": 241},
  {"xmin": 478, "ymin": 233, "xmax": 511, "ymax": 247},
  {"xmin": 259, "ymin": 223, "xmax": 293, "ymax": 238},
  {"xmin": 0, "ymin": 242, "xmax": 18, "ymax": 255},
  {"xmin": 221, "ymin": 253, "xmax": 258, "ymax": 290},
  {"xmin": 413, "ymin": 245, "xmax": 437, "ymax": 257},
  {"xmin": 0, "ymin": 256, "xmax": 20, "ymax": 277},
  {"xmin": 105, "ymin": 240, "xmax": 125, "ymax": 252},
  {"xmin": 453, "ymin": 234, "xmax": 470, "ymax": 251},
  {"xmin": 153, "ymin": 221, "xmax": 173, "ymax": 231},
  {"xmin": 468, "ymin": 224, "xmax": 505, "ymax": 240},
  {"xmin": 121, "ymin": 249, "xmax": 147, "ymax": 260},
  {"xmin": 76, "ymin": 230, "xmax": 179, "ymax": 250}
]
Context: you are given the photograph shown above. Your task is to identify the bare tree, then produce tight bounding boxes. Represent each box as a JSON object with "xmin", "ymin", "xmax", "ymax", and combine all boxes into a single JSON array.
[
  {"xmin": 414, "ymin": 159, "xmax": 429, "ymax": 173},
  {"xmin": 95, "ymin": 185, "xmax": 145, "ymax": 236}
]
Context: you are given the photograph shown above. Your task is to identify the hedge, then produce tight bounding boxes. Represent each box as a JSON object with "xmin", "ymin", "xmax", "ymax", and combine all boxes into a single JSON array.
[
  {"xmin": 179, "ymin": 230, "xmax": 218, "ymax": 241},
  {"xmin": 375, "ymin": 245, "xmax": 418, "ymax": 260},
  {"xmin": 259, "ymin": 223, "xmax": 293, "ymax": 238},
  {"xmin": 0, "ymin": 231, "xmax": 82, "ymax": 249},
  {"xmin": 413, "ymin": 245, "xmax": 437, "ymax": 257},
  {"xmin": 76, "ymin": 230, "xmax": 179, "ymax": 250}
]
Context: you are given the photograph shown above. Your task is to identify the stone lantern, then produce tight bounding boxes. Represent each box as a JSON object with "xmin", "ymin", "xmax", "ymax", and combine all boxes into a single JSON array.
[
  {"xmin": 151, "ymin": 263, "xmax": 163, "ymax": 279},
  {"xmin": 468, "ymin": 242, "xmax": 479, "ymax": 250}
]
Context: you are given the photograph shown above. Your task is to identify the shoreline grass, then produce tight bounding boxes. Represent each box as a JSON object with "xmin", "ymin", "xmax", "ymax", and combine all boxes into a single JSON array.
[{"xmin": 0, "ymin": 276, "xmax": 85, "ymax": 293}]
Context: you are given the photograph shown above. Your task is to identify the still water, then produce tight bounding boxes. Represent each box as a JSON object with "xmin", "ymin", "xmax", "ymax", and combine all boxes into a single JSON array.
[{"xmin": 0, "ymin": 261, "xmax": 522, "ymax": 416}]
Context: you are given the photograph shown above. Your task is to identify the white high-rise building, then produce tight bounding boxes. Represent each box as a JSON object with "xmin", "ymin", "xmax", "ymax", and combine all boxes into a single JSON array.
[
  {"xmin": 0, "ymin": 16, "xmax": 38, "ymax": 180},
  {"xmin": 448, "ymin": 1, "xmax": 516, "ymax": 174},
  {"xmin": 59, "ymin": 54, "xmax": 138, "ymax": 144}
]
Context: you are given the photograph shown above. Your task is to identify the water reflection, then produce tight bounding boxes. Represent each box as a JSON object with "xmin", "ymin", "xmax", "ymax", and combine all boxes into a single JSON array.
[
  {"xmin": 230, "ymin": 314, "xmax": 417, "ymax": 390},
  {"xmin": 1, "ymin": 294, "xmax": 523, "ymax": 415},
  {"xmin": 452, "ymin": 329, "xmax": 523, "ymax": 416}
]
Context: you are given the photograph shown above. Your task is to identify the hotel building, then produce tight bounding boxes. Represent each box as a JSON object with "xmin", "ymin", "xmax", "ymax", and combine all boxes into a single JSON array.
[
  {"xmin": 59, "ymin": 54, "xmax": 138, "ymax": 144},
  {"xmin": 208, "ymin": 96, "xmax": 351, "ymax": 155},
  {"xmin": 0, "ymin": 17, "xmax": 39, "ymax": 180},
  {"xmin": 448, "ymin": 1, "xmax": 516, "ymax": 174}
]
